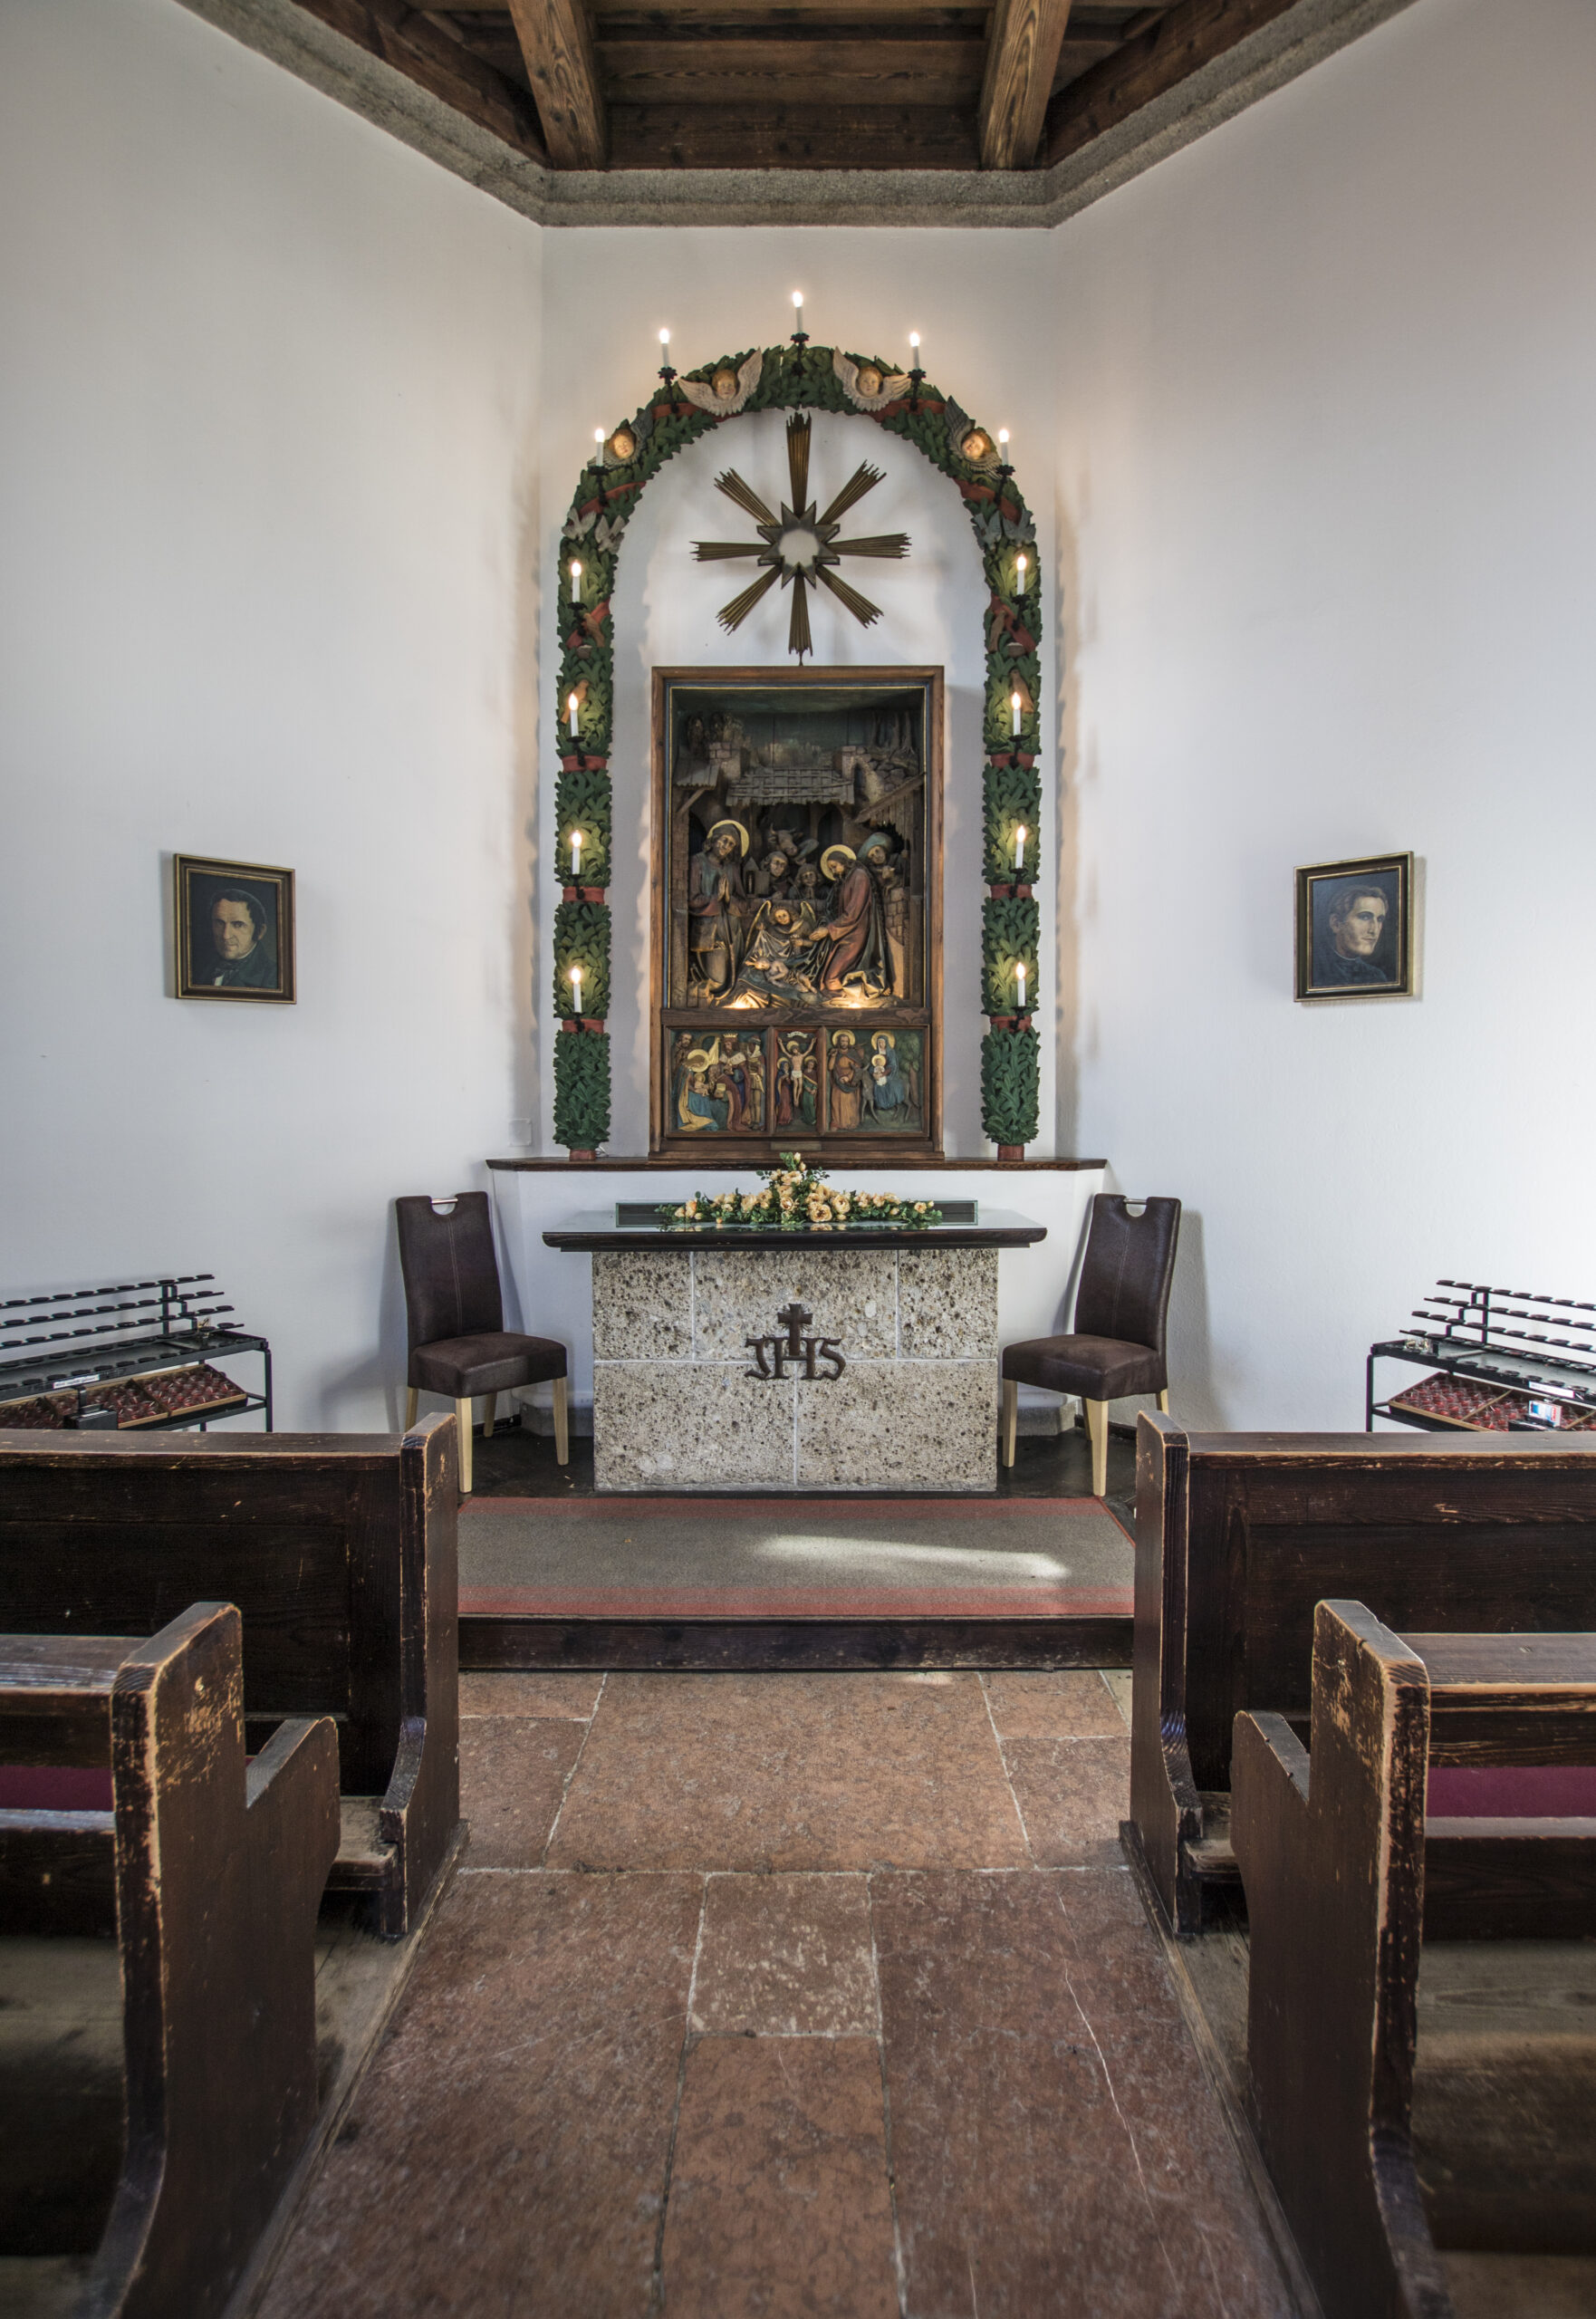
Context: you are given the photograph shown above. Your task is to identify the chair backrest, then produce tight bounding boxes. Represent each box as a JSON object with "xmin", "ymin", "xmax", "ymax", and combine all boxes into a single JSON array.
[
  {"xmin": 1072, "ymin": 1193, "xmax": 1181, "ymax": 1350},
  {"xmin": 396, "ymin": 1191, "xmax": 504, "ymax": 1348}
]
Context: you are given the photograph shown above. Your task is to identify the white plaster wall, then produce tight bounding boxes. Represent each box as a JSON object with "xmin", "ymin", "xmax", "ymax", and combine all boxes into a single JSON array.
[
  {"xmin": 1053, "ymin": 0, "xmax": 1596, "ymax": 1427},
  {"xmin": 534, "ymin": 233, "xmax": 1063, "ymax": 1159},
  {"xmin": 0, "ymin": 0, "xmax": 543, "ymax": 1427}
]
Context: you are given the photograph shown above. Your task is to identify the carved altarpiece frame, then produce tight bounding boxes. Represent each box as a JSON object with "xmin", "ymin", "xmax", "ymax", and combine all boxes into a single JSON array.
[{"xmin": 650, "ymin": 665, "xmax": 944, "ymax": 1161}]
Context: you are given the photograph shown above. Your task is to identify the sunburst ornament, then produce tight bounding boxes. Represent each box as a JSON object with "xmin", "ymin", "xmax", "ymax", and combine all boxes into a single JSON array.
[{"xmin": 692, "ymin": 413, "xmax": 910, "ymax": 662}]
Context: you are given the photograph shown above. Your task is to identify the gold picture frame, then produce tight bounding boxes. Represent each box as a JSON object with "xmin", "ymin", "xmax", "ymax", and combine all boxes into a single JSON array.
[
  {"xmin": 1294, "ymin": 852, "xmax": 1413, "ymax": 1003},
  {"xmin": 174, "ymin": 854, "xmax": 296, "ymax": 1004}
]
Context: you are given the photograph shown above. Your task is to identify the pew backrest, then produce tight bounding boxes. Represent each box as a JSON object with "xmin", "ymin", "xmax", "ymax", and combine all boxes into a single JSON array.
[
  {"xmin": 1131, "ymin": 1416, "xmax": 1596, "ymax": 1931},
  {"xmin": 1231, "ymin": 1601, "xmax": 1596, "ymax": 2319},
  {"xmin": 0, "ymin": 1602, "xmax": 341, "ymax": 2319},
  {"xmin": 0, "ymin": 1417, "xmax": 458, "ymax": 1933}
]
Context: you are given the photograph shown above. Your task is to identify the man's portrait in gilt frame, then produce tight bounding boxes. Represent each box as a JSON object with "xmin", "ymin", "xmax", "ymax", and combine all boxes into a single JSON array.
[
  {"xmin": 1295, "ymin": 854, "xmax": 1413, "ymax": 1003},
  {"xmin": 175, "ymin": 855, "xmax": 296, "ymax": 1003}
]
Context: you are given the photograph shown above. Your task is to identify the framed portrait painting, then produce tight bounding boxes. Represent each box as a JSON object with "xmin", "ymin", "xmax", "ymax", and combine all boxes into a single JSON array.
[
  {"xmin": 175, "ymin": 855, "xmax": 295, "ymax": 1004},
  {"xmin": 1294, "ymin": 853, "xmax": 1413, "ymax": 1003}
]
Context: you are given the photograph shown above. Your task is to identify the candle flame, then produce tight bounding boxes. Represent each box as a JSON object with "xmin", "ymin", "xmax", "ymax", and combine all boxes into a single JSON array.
[
  {"xmin": 792, "ymin": 291, "xmax": 803, "ymax": 308},
  {"xmin": 909, "ymin": 332, "xmax": 920, "ymax": 349},
  {"xmin": 659, "ymin": 328, "xmax": 670, "ymax": 346}
]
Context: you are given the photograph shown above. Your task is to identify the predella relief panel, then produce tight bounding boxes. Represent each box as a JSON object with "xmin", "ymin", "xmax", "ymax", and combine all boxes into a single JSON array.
[{"xmin": 650, "ymin": 669, "xmax": 943, "ymax": 1159}]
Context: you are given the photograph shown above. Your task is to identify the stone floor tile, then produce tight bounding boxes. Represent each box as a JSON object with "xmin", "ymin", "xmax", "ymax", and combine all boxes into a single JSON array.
[
  {"xmin": 458, "ymin": 1715, "xmax": 585, "ymax": 1870},
  {"xmin": 661, "ymin": 2036, "xmax": 899, "ymax": 2319},
  {"xmin": 258, "ymin": 1869, "xmax": 702, "ymax": 2318},
  {"xmin": 982, "ymin": 1669, "xmax": 1127, "ymax": 1737},
  {"xmin": 1050, "ymin": 1867, "xmax": 1184, "ymax": 2024},
  {"xmin": 692, "ymin": 1873, "xmax": 877, "ymax": 2036},
  {"xmin": 1101, "ymin": 1667, "xmax": 1133, "ymax": 1727},
  {"xmin": 459, "ymin": 1669, "xmax": 603, "ymax": 1719},
  {"xmin": 546, "ymin": 1672, "xmax": 1028, "ymax": 1872},
  {"xmin": 1000, "ymin": 1733, "xmax": 1132, "ymax": 1866},
  {"xmin": 872, "ymin": 1870, "xmax": 1291, "ymax": 2318}
]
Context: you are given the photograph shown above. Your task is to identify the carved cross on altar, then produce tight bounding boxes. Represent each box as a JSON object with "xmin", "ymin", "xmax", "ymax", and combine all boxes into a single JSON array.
[{"xmin": 745, "ymin": 1302, "xmax": 845, "ymax": 1382}]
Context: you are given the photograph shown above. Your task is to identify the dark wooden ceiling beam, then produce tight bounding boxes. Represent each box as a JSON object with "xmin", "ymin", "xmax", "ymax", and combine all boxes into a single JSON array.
[
  {"xmin": 293, "ymin": 0, "xmax": 549, "ymax": 157},
  {"xmin": 1044, "ymin": 0, "xmax": 1296, "ymax": 164},
  {"xmin": 608, "ymin": 98, "xmax": 980, "ymax": 170},
  {"xmin": 978, "ymin": 0, "xmax": 1072, "ymax": 168},
  {"xmin": 601, "ymin": 34, "xmax": 985, "ymax": 107},
  {"xmin": 507, "ymin": 0, "xmax": 608, "ymax": 165}
]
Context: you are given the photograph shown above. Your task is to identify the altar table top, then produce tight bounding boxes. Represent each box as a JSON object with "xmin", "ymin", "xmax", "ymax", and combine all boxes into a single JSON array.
[{"xmin": 542, "ymin": 1208, "xmax": 1048, "ymax": 1253}]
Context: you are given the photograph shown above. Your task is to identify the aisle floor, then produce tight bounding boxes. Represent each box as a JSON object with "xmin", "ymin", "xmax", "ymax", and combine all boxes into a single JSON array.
[{"xmin": 260, "ymin": 1669, "xmax": 1292, "ymax": 2319}]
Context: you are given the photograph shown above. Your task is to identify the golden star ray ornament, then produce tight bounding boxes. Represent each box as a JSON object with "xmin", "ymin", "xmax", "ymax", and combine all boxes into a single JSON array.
[{"xmin": 692, "ymin": 413, "xmax": 910, "ymax": 662}]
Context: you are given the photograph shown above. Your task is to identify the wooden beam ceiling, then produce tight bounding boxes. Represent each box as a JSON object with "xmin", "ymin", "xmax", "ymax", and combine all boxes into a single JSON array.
[
  {"xmin": 978, "ymin": 0, "xmax": 1072, "ymax": 169},
  {"xmin": 505, "ymin": 0, "xmax": 608, "ymax": 167},
  {"xmin": 253, "ymin": 0, "xmax": 1408, "ymax": 195},
  {"xmin": 1044, "ymin": 0, "xmax": 1296, "ymax": 165}
]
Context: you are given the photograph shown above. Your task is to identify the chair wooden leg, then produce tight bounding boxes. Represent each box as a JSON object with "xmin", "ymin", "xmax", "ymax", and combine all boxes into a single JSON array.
[
  {"xmin": 484, "ymin": 1392, "xmax": 496, "ymax": 1439},
  {"xmin": 404, "ymin": 1386, "xmax": 418, "ymax": 1430},
  {"xmin": 1000, "ymin": 1378, "xmax": 1018, "ymax": 1469},
  {"xmin": 1157, "ymin": 1388, "xmax": 1169, "ymax": 1413},
  {"xmin": 553, "ymin": 1376, "xmax": 570, "ymax": 1467},
  {"xmin": 455, "ymin": 1397, "xmax": 474, "ymax": 1495},
  {"xmin": 1086, "ymin": 1399, "xmax": 1109, "ymax": 1497}
]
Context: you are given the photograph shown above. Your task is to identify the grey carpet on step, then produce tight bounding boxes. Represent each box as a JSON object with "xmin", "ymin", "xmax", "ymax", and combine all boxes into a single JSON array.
[{"xmin": 458, "ymin": 1499, "xmax": 1132, "ymax": 1595}]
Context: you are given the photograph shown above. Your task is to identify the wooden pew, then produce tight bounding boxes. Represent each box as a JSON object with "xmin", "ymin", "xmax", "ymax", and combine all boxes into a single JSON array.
[
  {"xmin": 1232, "ymin": 1600, "xmax": 1596, "ymax": 2319},
  {"xmin": 0, "ymin": 1602, "xmax": 341, "ymax": 2319},
  {"xmin": 0, "ymin": 1417, "xmax": 459, "ymax": 1937},
  {"xmin": 1129, "ymin": 1418, "xmax": 1596, "ymax": 1935}
]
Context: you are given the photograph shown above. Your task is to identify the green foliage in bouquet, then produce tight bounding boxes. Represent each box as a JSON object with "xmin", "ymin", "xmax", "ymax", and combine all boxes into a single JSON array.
[
  {"xmin": 982, "ymin": 760, "xmax": 1043, "ymax": 886},
  {"xmin": 658, "ymin": 1152, "xmax": 943, "ymax": 1233},
  {"xmin": 554, "ymin": 761, "xmax": 613, "ymax": 890},
  {"xmin": 553, "ymin": 1029, "xmax": 611, "ymax": 1151},
  {"xmin": 981, "ymin": 896, "xmax": 1040, "ymax": 1017},
  {"xmin": 981, "ymin": 1027, "xmax": 1040, "ymax": 1148},
  {"xmin": 553, "ymin": 900, "xmax": 611, "ymax": 1020}
]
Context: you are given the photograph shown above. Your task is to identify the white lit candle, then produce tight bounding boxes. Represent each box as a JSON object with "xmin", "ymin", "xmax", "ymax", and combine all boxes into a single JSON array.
[
  {"xmin": 1011, "ymin": 689, "xmax": 1022, "ymax": 737},
  {"xmin": 659, "ymin": 328, "xmax": 670, "ymax": 351},
  {"xmin": 568, "ymin": 690, "xmax": 579, "ymax": 736},
  {"xmin": 570, "ymin": 965, "xmax": 582, "ymax": 1011},
  {"xmin": 1015, "ymin": 552, "xmax": 1027, "ymax": 597},
  {"xmin": 1015, "ymin": 961, "xmax": 1027, "ymax": 1011},
  {"xmin": 593, "ymin": 426, "xmax": 605, "ymax": 456},
  {"xmin": 571, "ymin": 828, "xmax": 582, "ymax": 879},
  {"xmin": 998, "ymin": 428, "xmax": 1010, "ymax": 460},
  {"xmin": 909, "ymin": 331, "xmax": 921, "ymax": 364},
  {"xmin": 569, "ymin": 558, "xmax": 582, "ymax": 594},
  {"xmin": 792, "ymin": 291, "xmax": 804, "ymax": 328},
  {"xmin": 1014, "ymin": 824, "xmax": 1026, "ymax": 871}
]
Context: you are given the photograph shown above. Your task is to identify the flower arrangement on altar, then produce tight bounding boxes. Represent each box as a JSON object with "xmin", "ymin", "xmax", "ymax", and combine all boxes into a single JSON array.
[{"xmin": 658, "ymin": 1152, "xmax": 943, "ymax": 1232}]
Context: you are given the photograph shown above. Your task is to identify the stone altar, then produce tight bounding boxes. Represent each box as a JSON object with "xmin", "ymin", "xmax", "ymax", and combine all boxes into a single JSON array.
[{"xmin": 542, "ymin": 1212, "xmax": 1046, "ymax": 1494}]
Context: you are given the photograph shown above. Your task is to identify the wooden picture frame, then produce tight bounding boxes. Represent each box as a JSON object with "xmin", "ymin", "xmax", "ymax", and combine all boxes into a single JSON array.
[
  {"xmin": 649, "ymin": 666, "xmax": 943, "ymax": 1161},
  {"xmin": 1294, "ymin": 852, "xmax": 1413, "ymax": 1003},
  {"xmin": 174, "ymin": 855, "xmax": 296, "ymax": 1004}
]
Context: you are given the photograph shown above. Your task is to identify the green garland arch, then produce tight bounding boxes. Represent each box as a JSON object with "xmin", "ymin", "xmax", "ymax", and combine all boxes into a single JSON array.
[{"xmin": 552, "ymin": 338, "xmax": 1042, "ymax": 1155}]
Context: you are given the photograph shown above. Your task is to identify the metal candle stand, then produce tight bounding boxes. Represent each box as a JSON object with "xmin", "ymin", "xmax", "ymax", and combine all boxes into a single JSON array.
[
  {"xmin": 1368, "ymin": 1277, "xmax": 1596, "ymax": 1433},
  {"xmin": 0, "ymin": 1273, "xmax": 273, "ymax": 1431}
]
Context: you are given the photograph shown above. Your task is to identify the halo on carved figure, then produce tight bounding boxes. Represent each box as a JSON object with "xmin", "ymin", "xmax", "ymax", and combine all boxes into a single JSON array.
[
  {"xmin": 692, "ymin": 412, "xmax": 910, "ymax": 663},
  {"xmin": 707, "ymin": 818, "xmax": 751, "ymax": 856},
  {"xmin": 820, "ymin": 844, "xmax": 856, "ymax": 882}
]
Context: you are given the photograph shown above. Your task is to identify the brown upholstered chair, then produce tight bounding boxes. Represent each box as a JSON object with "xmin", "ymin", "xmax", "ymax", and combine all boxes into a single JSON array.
[
  {"xmin": 396, "ymin": 1192, "xmax": 568, "ymax": 1492},
  {"xmin": 1000, "ymin": 1193, "xmax": 1181, "ymax": 1495}
]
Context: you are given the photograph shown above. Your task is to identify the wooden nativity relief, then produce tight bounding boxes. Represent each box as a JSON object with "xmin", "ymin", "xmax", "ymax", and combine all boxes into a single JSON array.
[{"xmin": 650, "ymin": 666, "xmax": 943, "ymax": 1160}]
